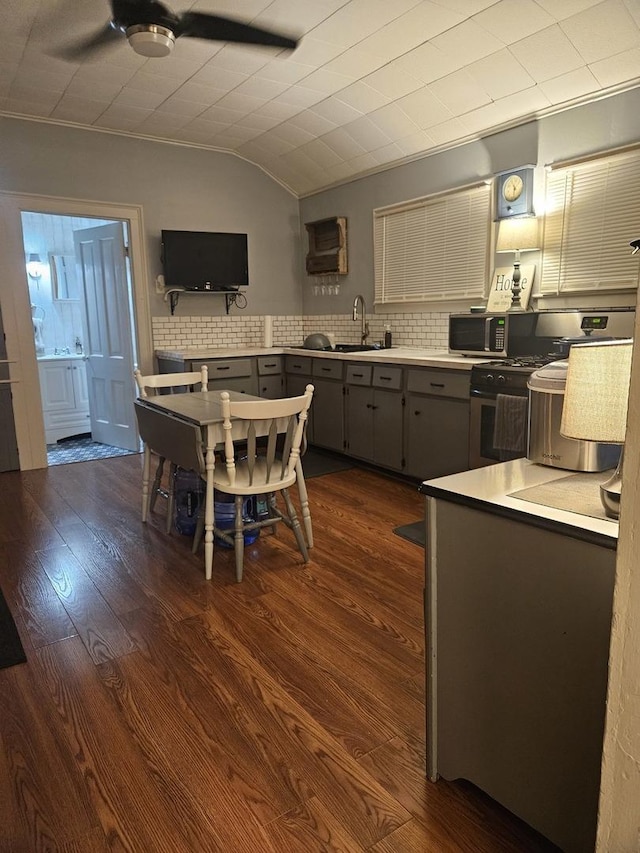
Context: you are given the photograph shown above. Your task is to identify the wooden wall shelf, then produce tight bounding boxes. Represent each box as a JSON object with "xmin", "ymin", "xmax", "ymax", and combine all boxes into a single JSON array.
[{"xmin": 305, "ymin": 217, "xmax": 348, "ymax": 275}]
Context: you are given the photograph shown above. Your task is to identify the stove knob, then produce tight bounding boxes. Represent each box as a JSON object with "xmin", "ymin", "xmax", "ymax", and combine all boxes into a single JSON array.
[
  {"xmin": 496, "ymin": 374, "xmax": 506, "ymax": 384},
  {"xmin": 485, "ymin": 373, "xmax": 494, "ymax": 383}
]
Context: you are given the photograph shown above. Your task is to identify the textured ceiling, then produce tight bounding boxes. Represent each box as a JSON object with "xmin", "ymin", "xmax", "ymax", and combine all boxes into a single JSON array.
[{"xmin": 3, "ymin": 0, "xmax": 640, "ymax": 196}]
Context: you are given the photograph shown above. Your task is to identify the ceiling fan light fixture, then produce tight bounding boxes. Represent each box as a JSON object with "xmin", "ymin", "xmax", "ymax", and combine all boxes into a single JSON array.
[{"xmin": 126, "ymin": 25, "xmax": 175, "ymax": 57}]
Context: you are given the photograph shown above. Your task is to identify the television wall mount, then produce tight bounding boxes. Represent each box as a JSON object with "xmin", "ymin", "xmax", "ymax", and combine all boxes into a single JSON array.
[{"xmin": 164, "ymin": 288, "xmax": 247, "ymax": 315}]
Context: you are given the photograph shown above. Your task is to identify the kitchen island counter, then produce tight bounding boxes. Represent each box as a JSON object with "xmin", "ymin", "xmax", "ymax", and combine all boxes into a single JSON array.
[
  {"xmin": 419, "ymin": 457, "xmax": 618, "ymax": 548},
  {"xmin": 421, "ymin": 458, "xmax": 617, "ymax": 853}
]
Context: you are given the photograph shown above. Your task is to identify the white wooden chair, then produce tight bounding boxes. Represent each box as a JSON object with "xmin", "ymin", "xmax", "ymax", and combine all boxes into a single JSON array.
[
  {"xmin": 210, "ymin": 385, "xmax": 314, "ymax": 582},
  {"xmin": 133, "ymin": 365, "xmax": 208, "ymax": 531}
]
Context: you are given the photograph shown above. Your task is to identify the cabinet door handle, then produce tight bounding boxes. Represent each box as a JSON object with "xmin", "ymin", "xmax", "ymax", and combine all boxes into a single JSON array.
[
  {"xmin": 372, "ymin": 405, "xmax": 378, "ymax": 410},
  {"xmin": 414, "ymin": 410, "xmax": 421, "ymax": 416},
  {"xmin": 352, "ymin": 373, "xmax": 364, "ymax": 378},
  {"xmin": 216, "ymin": 366, "xmax": 230, "ymax": 371},
  {"xmin": 264, "ymin": 362, "xmax": 277, "ymax": 368},
  {"xmin": 379, "ymin": 375, "xmax": 392, "ymax": 381},
  {"xmin": 321, "ymin": 366, "xmax": 332, "ymax": 372},
  {"xmin": 430, "ymin": 382, "xmax": 445, "ymax": 388}
]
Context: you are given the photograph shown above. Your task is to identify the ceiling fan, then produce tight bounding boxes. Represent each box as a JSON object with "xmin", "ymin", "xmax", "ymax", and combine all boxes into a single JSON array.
[{"xmin": 54, "ymin": 0, "xmax": 299, "ymax": 60}]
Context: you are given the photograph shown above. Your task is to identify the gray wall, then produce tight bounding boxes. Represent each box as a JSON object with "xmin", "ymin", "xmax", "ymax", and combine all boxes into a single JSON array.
[
  {"xmin": 4, "ymin": 86, "xmax": 640, "ymax": 321},
  {"xmin": 299, "ymin": 87, "xmax": 640, "ymax": 315},
  {"xmin": 0, "ymin": 117, "xmax": 303, "ymax": 316}
]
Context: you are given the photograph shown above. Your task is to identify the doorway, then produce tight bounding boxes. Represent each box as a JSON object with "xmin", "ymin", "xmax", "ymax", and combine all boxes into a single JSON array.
[
  {"xmin": 0, "ymin": 192, "xmax": 154, "ymax": 472},
  {"xmin": 22, "ymin": 212, "xmax": 139, "ymax": 465}
]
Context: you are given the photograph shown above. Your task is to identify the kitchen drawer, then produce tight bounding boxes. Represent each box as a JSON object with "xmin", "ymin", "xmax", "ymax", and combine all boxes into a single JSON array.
[
  {"xmin": 257, "ymin": 355, "xmax": 282, "ymax": 375},
  {"xmin": 285, "ymin": 355, "xmax": 312, "ymax": 374},
  {"xmin": 197, "ymin": 358, "xmax": 253, "ymax": 379},
  {"xmin": 407, "ymin": 368, "xmax": 469, "ymax": 400},
  {"xmin": 312, "ymin": 359, "xmax": 343, "ymax": 380},
  {"xmin": 373, "ymin": 365, "xmax": 402, "ymax": 390},
  {"xmin": 345, "ymin": 363, "xmax": 372, "ymax": 386}
]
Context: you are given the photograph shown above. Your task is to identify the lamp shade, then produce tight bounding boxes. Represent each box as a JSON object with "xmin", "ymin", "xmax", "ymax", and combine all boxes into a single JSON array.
[
  {"xmin": 496, "ymin": 217, "xmax": 540, "ymax": 253},
  {"xmin": 560, "ymin": 339, "xmax": 633, "ymax": 444}
]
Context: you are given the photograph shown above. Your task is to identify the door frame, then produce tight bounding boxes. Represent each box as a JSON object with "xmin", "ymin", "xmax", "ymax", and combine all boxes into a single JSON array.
[{"xmin": 0, "ymin": 191, "xmax": 153, "ymax": 470}]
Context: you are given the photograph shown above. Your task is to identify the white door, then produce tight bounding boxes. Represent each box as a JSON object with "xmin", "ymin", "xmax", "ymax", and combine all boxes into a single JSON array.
[{"xmin": 74, "ymin": 223, "xmax": 138, "ymax": 451}]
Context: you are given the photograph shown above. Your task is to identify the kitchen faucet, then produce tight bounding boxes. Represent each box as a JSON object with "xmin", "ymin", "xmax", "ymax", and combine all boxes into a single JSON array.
[{"xmin": 352, "ymin": 294, "xmax": 370, "ymax": 345}]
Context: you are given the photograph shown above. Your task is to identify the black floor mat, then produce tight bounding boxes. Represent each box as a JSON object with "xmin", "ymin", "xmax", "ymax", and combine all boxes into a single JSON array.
[
  {"xmin": 0, "ymin": 585, "xmax": 27, "ymax": 670},
  {"xmin": 302, "ymin": 450, "xmax": 354, "ymax": 478},
  {"xmin": 393, "ymin": 520, "xmax": 425, "ymax": 547}
]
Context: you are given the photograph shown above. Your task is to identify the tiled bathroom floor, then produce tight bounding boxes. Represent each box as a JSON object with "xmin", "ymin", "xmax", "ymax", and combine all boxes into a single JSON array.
[{"xmin": 47, "ymin": 435, "xmax": 139, "ymax": 467}]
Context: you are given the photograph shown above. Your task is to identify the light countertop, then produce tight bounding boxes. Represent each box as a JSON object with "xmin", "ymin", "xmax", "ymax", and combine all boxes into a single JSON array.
[
  {"xmin": 420, "ymin": 458, "xmax": 618, "ymax": 546},
  {"xmin": 155, "ymin": 345, "xmax": 488, "ymax": 370},
  {"xmin": 37, "ymin": 353, "xmax": 85, "ymax": 361}
]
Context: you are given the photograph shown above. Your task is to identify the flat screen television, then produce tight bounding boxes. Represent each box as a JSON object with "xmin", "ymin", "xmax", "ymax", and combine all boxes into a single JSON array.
[{"xmin": 161, "ymin": 230, "xmax": 249, "ymax": 291}]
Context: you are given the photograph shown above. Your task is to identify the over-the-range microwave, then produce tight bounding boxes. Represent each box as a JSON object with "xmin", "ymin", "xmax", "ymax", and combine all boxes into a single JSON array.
[{"xmin": 448, "ymin": 312, "xmax": 543, "ymax": 358}]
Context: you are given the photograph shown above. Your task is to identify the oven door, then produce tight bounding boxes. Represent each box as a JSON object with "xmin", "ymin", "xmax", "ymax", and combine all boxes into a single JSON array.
[{"xmin": 469, "ymin": 390, "xmax": 528, "ymax": 469}]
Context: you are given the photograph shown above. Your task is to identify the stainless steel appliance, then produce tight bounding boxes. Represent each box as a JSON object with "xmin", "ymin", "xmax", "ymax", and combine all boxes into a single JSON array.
[
  {"xmin": 527, "ymin": 360, "xmax": 621, "ymax": 471},
  {"xmin": 449, "ymin": 312, "xmax": 542, "ymax": 358},
  {"xmin": 467, "ymin": 308, "xmax": 635, "ymax": 469},
  {"xmin": 449, "ymin": 307, "xmax": 636, "ymax": 358}
]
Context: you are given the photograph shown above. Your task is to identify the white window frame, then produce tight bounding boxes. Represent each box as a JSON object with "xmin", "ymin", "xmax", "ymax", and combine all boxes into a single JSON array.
[
  {"xmin": 540, "ymin": 147, "xmax": 640, "ymax": 296},
  {"xmin": 373, "ymin": 182, "xmax": 491, "ymax": 308}
]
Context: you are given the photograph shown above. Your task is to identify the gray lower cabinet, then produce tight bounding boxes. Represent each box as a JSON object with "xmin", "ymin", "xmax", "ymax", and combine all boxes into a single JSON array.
[
  {"xmin": 157, "ymin": 352, "xmax": 472, "ymax": 478},
  {"xmin": 405, "ymin": 368, "xmax": 470, "ymax": 479},
  {"xmin": 157, "ymin": 356, "xmax": 259, "ymax": 396},
  {"xmin": 257, "ymin": 355, "xmax": 284, "ymax": 398},
  {"xmin": 310, "ymin": 359, "xmax": 344, "ymax": 452},
  {"xmin": 285, "ymin": 355, "xmax": 314, "ymax": 441},
  {"xmin": 285, "ymin": 356, "xmax": 344, "ymax": 451},
  {"xmin": 196, "ymin": 357, "xmax": 258, "ymax": 395},
  {"xmin": 345, "ymin": 363, "xmax": 404, "ymax": 471}
]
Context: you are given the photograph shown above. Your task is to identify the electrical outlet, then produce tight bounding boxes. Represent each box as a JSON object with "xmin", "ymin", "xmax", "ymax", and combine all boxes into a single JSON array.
[{"xmin": 155, "ymin": 274, "xmax": 165, "ymax": 294}]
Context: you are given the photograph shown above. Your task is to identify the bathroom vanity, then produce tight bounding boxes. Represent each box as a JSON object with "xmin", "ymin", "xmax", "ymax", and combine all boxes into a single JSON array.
[{"xmin": 37, "ymin": 355, "xmax": 90, "ymax": 444}]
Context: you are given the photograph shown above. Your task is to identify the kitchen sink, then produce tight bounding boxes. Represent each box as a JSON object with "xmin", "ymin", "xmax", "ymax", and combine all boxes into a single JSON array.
[{"xmin": 332, "ymin": 343, "xmax": 382, "ymax": 353}]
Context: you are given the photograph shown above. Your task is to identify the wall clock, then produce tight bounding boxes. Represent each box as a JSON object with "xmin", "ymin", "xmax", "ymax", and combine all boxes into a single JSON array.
[{"xmin": 496, "ymin": 166, "xmax": 534, "ymax": 219}]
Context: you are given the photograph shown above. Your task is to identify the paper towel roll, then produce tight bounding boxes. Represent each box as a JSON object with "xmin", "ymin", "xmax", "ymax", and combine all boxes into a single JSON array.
[{"xmin": 263, "ymin": 315, "xmax": 273, "ymax": 347}]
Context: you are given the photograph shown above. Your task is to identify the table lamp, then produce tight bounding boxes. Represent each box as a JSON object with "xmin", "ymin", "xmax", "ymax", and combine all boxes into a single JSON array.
[
  {"xmin": 560, "ymin": 339, "xmax": 633, "ymax": 519},
  {"xmin": 496, "ymin": 217, "xmax": 539, "ymax": 310}
]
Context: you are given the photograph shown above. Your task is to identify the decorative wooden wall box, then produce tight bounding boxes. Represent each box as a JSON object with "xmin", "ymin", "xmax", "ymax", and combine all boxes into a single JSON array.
[{"xmin": 305, "ymin": 217, "xmax": 348, "ymax": 275}]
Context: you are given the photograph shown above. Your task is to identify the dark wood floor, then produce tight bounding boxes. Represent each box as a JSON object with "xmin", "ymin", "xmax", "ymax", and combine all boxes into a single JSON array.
[{"xmin": 0, "ymin": 454, "xmax": 558, "ymax": 852}]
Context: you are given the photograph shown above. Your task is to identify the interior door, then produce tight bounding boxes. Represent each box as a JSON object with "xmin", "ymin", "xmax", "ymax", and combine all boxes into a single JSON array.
[{"xmin": 74, "ymin": 223, "xmax": 138, "ymax": 451}]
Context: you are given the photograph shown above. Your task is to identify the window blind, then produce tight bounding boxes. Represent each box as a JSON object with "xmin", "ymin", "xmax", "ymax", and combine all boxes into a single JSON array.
[
  {"xmin": 373, "ymin": 183, "xmax": 491, "ymax": 305},
  {"xmin": 541, "ymin": 149, "xmax": 640, "ymax": 294}
]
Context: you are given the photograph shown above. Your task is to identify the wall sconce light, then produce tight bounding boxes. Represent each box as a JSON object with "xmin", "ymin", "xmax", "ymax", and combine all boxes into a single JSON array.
[
  {"xmin": 560, "ymin": 339, "xmax": 633, "ymax": 519},
  {"xmin": 26, "ymin": 253, "xmax": 43, "ymax": 281},
  {"xmin": 496, "ymin": 217, "xmax": 540, "ymax": 310}
]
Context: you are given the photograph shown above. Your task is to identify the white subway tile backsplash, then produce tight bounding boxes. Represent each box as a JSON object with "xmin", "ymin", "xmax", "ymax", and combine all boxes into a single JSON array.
[{"xmin": 152, "ymin": 312, "xmax": 448, "ymax": 351}]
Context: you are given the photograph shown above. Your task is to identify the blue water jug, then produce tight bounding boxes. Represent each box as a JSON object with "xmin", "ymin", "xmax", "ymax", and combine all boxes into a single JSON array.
[
  {"xmin": 214, "ymin": 492, "xmax": 259, "ymax": 547},
  {"xmin": 174, "ymin": 468, "xmax": 205, "ymax": 536}
]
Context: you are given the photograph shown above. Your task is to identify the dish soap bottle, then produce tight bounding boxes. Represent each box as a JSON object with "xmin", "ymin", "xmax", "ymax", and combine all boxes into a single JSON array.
[
  {"xmin": 384, "ymin": 324, "xmax": 392, "ymax": 348},
  {"xmin": 75, "ymin": 337, "xmax": 83, "ymax": 354}
]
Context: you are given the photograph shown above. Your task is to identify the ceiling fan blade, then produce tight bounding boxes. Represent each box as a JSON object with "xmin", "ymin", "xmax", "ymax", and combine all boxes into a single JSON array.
[
  {"xmin": 51, "ymin": 22, "xmax": 121, "ymax": 61},
  {"xmin": 176, "ymin": 12, "xmax": 298, "ymax": 50},
  {"xmin": 110, "ymin": 0, "xmax": 177, "ymax": 30}
]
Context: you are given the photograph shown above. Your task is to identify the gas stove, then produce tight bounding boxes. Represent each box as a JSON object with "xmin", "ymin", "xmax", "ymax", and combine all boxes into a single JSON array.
[{"xmin": 471, "ymin": 355, "xmax": 560, "ymax": 393}]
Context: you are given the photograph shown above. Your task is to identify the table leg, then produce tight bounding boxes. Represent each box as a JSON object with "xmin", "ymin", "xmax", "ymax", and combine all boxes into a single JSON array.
[
  {"xmin": 204, "ymin": 428, "xmax": 216, "ymax": 580},
  {"xmin": 141, "ymin": 444, "xmax": 151, "ymax": 522}
]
